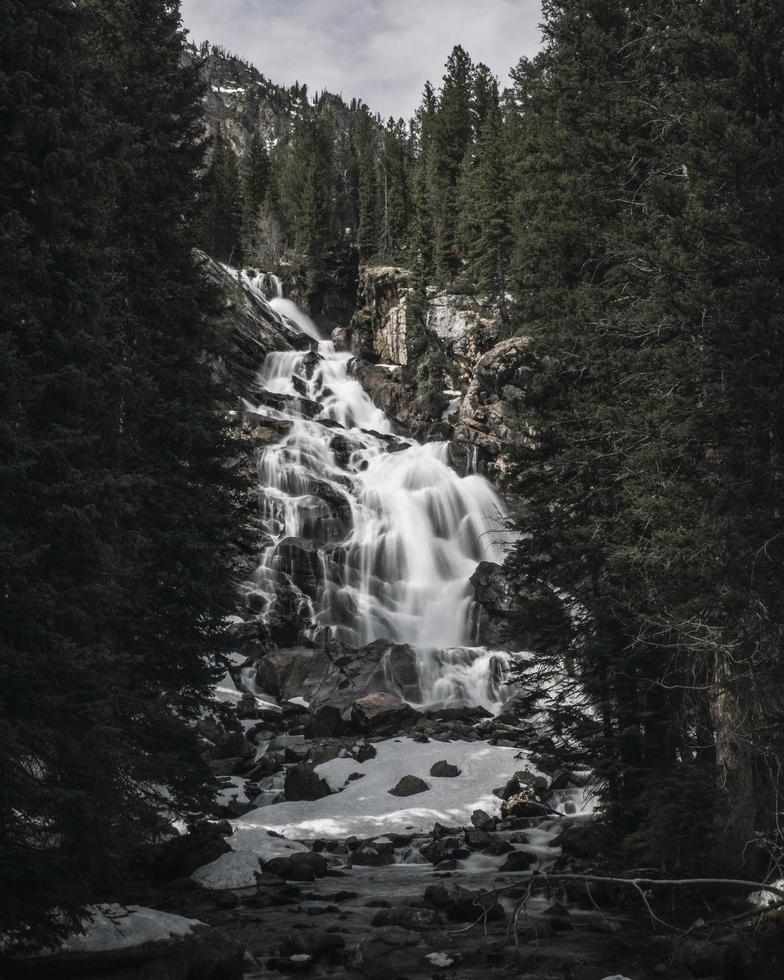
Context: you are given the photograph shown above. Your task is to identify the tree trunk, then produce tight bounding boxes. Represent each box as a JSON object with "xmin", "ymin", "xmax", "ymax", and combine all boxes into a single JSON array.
[{"xmin": 709, "ymin": 652, "xmax": 756, "ymax": 872}]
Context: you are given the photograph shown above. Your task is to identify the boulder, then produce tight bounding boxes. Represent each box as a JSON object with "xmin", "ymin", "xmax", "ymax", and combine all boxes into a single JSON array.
[
  {"xmin": 351, "ymin": 692, "xmax": 417, "ymax": 735},
  {"xmin": 495, "ymin": 770, "xmax": 549, "ymax": 801},
  {"xmin": 304, "ymin": 705, "xmax": 344, "ymax": 738},
  {"xmin": 430, "ymin": 760, "xmax": 461, "ymax": 778},
  {"xmin": 388, "ymin": 775, "xmax": 429, "ymax": 797},
  {"xmin": 352, "ymin": 839, "xmax": 396, "ymax": 867},
  {"xmin": 284, "ymin": 764, "xmax": 331, "ymax": 802},
  {"xmin": 371, "ymin": 907, "xmax": 442, "ymax": 931},
  {"xmin": 424, "ymin": 883, "xmax": 505, "ymax": 923},
  {"xmin": 499, "ymin": 851, "xmax": 535, "ymax": 872},
  {"xmin": 502, "ymin": 795, "xmax": 549, "ymax": 820},
  {"xmin": 471, "ymin": 809, "xmax": 498, "ymax": 831},
  {"xmin": 264, "ymin": 851, "xmax": 328, "ymax": 882},
  {"xmin": 354, "ymin": 926, "xmax": 425, "ymax": 978},
  {"xmin": 420, "ymin": 836, "xmax": 469, "ymax": 864}
]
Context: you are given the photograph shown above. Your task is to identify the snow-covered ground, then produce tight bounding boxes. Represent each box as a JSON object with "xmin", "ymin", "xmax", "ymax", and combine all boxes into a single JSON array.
[
  {"xmin": 59, "ymin": 905, "xmax": 202, "ymax": 953},
  {"xmin": 233, "ymin": 737, "xmax": 534, "ymax": 840}
]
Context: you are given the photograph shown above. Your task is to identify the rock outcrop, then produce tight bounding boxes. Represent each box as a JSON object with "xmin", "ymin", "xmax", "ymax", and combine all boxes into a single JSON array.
[
  {"xmin": 198, "ymin": 251, "xmax": 308, "ymax": 403},
  {"xmin": 343, "ymin": 267, "xmax": 504, "ymax": 382},
  {"xmin": 454, "ymin": 335, "xmax": 533, "ymax": 484}
]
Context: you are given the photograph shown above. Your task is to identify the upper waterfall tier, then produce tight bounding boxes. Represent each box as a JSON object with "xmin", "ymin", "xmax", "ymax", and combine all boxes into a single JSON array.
[{"xmin": 234, "ymin": 269, "xmax": 512, "ymax": 704}]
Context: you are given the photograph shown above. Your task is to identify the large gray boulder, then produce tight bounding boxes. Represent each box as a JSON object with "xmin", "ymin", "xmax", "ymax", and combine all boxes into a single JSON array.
[
  {"xmin": 255, "ymin": 640, "xmax": 420, "ymax": 713},
  {"xmin": 351, "ymin": 692, "xmax": 418, "ymax": 735}
]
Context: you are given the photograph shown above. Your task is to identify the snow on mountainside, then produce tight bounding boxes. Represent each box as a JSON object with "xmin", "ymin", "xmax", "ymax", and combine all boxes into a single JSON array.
[{"xmin": 183, "ymin": 42, "xmax": 359, "ymax": 158}]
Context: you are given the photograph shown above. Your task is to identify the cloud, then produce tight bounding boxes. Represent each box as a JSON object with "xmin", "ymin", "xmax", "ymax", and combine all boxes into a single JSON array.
[{"xmin": 179, "ymin": 0, "xmax": 544, "ymax": 119}]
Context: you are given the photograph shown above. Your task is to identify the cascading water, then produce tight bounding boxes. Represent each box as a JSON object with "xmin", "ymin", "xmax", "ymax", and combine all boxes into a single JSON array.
[{"xmin": 238, "ymin": 274, "xmax": 514, "ymax": 712}]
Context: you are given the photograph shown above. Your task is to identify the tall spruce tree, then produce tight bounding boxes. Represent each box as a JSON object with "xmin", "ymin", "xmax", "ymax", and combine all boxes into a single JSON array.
[
  {"xmin": 198, "ymin": 127, "xmax": 244, "ymax": 264},
  {"xmin": 241, "ymin": 129, "xmax": 270, "ymax": 256},
  {"xmin": 431, "ymin": 46, "xmax": 474, "ymax": 277},
  {"xmin": 0, "ymin": 0, "xmax": 241, "ymax": 946},
  {"xmin": 505, "ymin": 0, "xmax": 784, "ymax": 873}
]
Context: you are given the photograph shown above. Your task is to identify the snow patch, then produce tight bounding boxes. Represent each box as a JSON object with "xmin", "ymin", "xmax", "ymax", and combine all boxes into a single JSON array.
[
  {"xmin": 59, "ymin": 905, "xmax": 201, "ymax": 953},
  {"xmin": 427, "ymin": 951, "xmax": 455, "ymax": 967},
  {"xmin": 233, "ymin": 738, "xmax": 532, "ymax": 839},
  {"xmin": 749, "ymin": 878, "xmax": 784, "ymax": 908},
  {"xmin": 192, "ymin": 832, "xmax": 307, "ymax": 890}
]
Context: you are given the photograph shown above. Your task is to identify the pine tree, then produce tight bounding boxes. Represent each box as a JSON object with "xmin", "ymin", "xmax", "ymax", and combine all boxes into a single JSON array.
[
  {"xmin": 354, "ymin": 105, "xmax": 380, "ymax": 262},
  {"xmin": 379, "ymin": 119, "xmax": 413, "ymax": 261},
  {"xmin": 0, "ymin": 0, "xmax": 122, "ymax": 945},
  {"xmin": 431, "ymin": 45, "xmax": 474, "ymax": 277},
  {"xmin": 198, "ymin": 128, "xmax": 244, "ymax": 264},
  {"xmin": 241, "ymin": 129, "xmax": 270, "ymax": 256},
  {"xmin": 0, "ymin": 0, "xmax": 242, "ymax": 946}
]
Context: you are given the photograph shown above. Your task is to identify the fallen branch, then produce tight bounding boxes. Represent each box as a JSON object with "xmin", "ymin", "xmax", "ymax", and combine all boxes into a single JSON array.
[{"xmin": 497, "ymin": 872, "xmax": 784, "ymax": 940}]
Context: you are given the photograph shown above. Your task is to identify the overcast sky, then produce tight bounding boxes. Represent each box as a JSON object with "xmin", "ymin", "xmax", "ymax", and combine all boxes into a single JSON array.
[{"xmin": 179, "ymin": 0, "xmax": 544, "ymax": 119}]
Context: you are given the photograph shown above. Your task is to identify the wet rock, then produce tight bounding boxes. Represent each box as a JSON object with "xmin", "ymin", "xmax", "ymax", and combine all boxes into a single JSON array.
[
  {"xmin": 304, "ymin": 705, "xmax": 345, "ymax": 738},
  {"xmin": 550, "ymin": 822, "xmax": 596, "ymax": 859},
  {"xmin": 432, "ymin": 822, "xmax": 462, "ymax": 839},
  {"xmin": 354, "ymin": 925, "xmax": 425, "ymax": 978},
  {"xmin": 495, "ymin": 770, "xmax": 549, "ymax": 801},
  {"xmin": 420, "ymin": 837, "xmax": 469, "ymax": 864},
  {"xmin": 371, "ymin": 906, "xmax": 442, "ymax": 931},
  {"xmin": 265, "ymin": 851, "xmax": 328, "ymax": 882},
  {"xmin": 284, "ymin": 764, "xmax": 331, "ymax": 802},
  {"xmin": 273, "ymin": 537, "xmax": 324, "ymax": 599},
  {"xmin": 430, "ymin": 760, "xmax": 461, "ymax": 778},
  {"xmin": 351, "ymin": 692, "xmax": 417, "ymax": 735},
  {"xmin": 502, "ymin": 795, "xmax": 550, "ymax": 819},
  {"xmin": 484, "ymin": 837, "xmax": 514, "ymax": 856},
  {"xmin": 388, "ymin": 774, "xmax": 429, "ymax": 797},
  {"xmin": 471, "ymin": 809, "xmax": 498, "ymax": 831},
  {"xmin": 352, "ymin": 839, "xmax": 396, "ymax": 867},
  {"xmin": 499, "ymin": 851, "xmax": 535, "ymax": 872},
  {"xmin": 424, "ymin": 883, "xmax": 505, "ymax": 923},
  {"xmin": 282, "ymin": 931, "xmax": 346, "ymax": 958},
  {"xmin": 354, "ymin": 742, "xmax": 377, "ymax": 763}
]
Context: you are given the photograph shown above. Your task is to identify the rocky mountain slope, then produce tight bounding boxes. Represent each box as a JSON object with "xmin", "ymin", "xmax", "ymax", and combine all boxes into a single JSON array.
[{"xmin": 184, "ymin": 43, "xmax": 358, "ymax": 158}]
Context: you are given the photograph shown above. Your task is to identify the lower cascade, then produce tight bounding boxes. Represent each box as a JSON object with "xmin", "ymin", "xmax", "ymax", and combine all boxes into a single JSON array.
[{"xmin": 241, "ymin": 275, "xmax": 514, "ymax": 711}]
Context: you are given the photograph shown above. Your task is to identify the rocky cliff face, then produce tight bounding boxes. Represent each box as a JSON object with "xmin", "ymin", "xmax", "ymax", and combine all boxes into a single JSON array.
[
  {"xmin": 184, "ymin": 44, "xmax": 355, "ymax": 160},
  {"xmin": 341, "ymin": 265, "xmax": 531, "ymax": 486}
]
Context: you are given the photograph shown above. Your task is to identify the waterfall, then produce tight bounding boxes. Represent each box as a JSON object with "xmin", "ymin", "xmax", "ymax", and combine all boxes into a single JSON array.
[{"xmin": 242, "ymin": 277, "xmax": 513, "ymax": 711}]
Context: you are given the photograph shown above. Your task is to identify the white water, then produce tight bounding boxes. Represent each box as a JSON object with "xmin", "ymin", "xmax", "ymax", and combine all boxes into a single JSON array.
[{"xmin": 239, "ymin": 275, "xmax": 513, "ymax": 710}]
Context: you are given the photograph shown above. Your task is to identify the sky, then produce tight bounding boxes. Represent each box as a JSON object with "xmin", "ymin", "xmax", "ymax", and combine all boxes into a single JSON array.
[{"xmin": 178, "ymin": 0, "xmax": 544, "ymax": 119}]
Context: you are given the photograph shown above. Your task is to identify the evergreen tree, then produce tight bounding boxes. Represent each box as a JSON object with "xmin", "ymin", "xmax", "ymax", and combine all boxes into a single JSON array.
[
  {"xmin": 198, "ymin": 127, "xmax": 244, "ymax": 264},
  {"xmin": 431, "ymin": 45, "xmax": 475, "ymax": 277},
  {"xmin": 0, "ymin": 0, "xmax": 241, "ymax": 946},
  {"xmin": 241, "ymin": 129, "xmax": 270, "ymax": 255},
  {"xmin": 379, "ymin": 119, "xmax": 413, "ymax": 261},
  {"xmin": 354, "ymin": 105, "xmax": 380, "ymax": 262}
]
